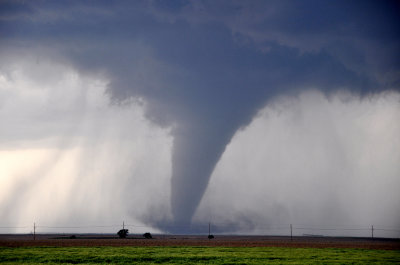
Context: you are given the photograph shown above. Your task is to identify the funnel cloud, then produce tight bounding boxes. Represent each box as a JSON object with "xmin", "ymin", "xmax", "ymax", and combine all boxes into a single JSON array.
[{"xmin": 1, "ymin": 0, "xmax": 399, "ymax": 234}]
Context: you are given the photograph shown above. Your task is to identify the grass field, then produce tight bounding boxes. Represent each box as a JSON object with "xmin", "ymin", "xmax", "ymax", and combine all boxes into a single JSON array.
[{"xmin": 0, "ymin": 246, "xmax": 399, "ymax": 264}]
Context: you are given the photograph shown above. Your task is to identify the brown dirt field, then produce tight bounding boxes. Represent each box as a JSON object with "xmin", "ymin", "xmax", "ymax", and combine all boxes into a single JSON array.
[{"xmin": 0, "ymin": 234, "xmax": 399, "ymax": 250}]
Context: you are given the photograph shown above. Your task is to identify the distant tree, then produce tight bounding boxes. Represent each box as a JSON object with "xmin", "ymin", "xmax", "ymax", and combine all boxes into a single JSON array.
[
  {"xmin": 117, "ymin": 229, "xmax": 129, "ymax": 238},
  {"xmin": 143, "ymin": 232, "xmax": 152, "ymax": 239},
  {"xmin": 208, "ymin": 234, "xmax": 214, "ymax": 239}
]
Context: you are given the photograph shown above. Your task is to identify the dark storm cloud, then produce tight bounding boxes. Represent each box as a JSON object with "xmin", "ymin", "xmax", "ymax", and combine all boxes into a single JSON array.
[{"xmin": 1, "ymin": 0, "xmax": 399, "ymax": 231}]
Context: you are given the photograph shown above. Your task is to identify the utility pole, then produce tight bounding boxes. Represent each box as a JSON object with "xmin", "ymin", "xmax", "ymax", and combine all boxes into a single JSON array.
[
  {"xmin": 123, "ymin": 221, "xmax": 125, "ymax": 230},
  {"xmin": 33, "ymin": 222, "xmax": 36, "ymax": 241},
  {"xmin": 371, "ymin": 225, "xmax": 374, "ymax": 240},
  {"xmin": 290, "ymin": 224, "xmax": 292, "ymax": 241},
  {"xmin": 207, "ymin": 222, "xmax": 214, "ymax": 239}
]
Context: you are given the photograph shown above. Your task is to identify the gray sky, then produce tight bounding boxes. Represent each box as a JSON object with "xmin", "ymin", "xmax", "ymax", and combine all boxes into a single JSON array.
[{"xmin": 0, "ymin": 0, "xmax": 399, "ymax": 236}]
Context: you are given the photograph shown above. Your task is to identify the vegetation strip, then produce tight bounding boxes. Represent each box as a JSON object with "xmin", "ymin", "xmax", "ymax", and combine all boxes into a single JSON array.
[{"xmin": 0, "ymin": 246, "xmax": 399, "ymax": 264}]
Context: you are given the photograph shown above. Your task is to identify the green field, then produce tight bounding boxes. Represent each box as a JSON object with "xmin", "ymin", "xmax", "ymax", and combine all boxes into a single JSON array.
[{"xmin": 0, "ymin": 246, "xmax": 399, "ymax": 264}]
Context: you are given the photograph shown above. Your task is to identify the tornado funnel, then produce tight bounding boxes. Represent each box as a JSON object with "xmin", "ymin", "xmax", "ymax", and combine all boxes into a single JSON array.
[{"xmin": 170, "ymin": 124, "xmax": 236, "ymax": 227}]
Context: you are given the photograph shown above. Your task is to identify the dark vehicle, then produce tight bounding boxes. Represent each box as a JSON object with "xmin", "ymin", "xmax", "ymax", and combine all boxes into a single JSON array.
[{"xmin": 143, "ymin": 232, "xmax": 152, "ymax": 239}]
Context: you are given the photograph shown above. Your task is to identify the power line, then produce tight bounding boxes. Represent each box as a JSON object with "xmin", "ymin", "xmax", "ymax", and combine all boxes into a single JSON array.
[
  {"xmin": 1, "ymin": 222, "xmax": 399, "ymax": 238},
  {"xmin": 0, "ymin": 226, "xmax": 29, "ymax": 229}
]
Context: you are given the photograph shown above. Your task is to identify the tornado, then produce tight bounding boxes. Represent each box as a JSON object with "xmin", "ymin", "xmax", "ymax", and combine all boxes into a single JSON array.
[
  {"xmin": 170, "ymin": 120, "xmax": 246, "ymax": 226},
  {"xmin": 3, "ymin": 1, "xmax": 398, "ymax": 233}
]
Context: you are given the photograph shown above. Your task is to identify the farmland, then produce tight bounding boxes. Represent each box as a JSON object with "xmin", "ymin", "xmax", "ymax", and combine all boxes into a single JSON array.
[{"xmin": 0, "ymin": 235, "xmax": 399, "ymax": 264}]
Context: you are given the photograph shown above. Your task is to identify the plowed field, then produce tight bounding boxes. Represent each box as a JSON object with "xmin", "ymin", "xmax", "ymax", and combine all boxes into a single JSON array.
[{"xmin": 1, "ymin": 234, "xmax": 399, "ymax": 250}]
